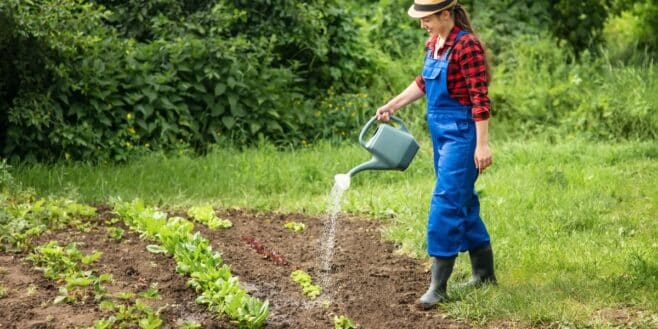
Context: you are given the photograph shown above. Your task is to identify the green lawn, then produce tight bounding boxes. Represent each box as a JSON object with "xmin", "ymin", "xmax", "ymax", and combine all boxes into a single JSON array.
[{"xmin": 11, "ymin": 138, "xmax": 658, "ymax": 328}]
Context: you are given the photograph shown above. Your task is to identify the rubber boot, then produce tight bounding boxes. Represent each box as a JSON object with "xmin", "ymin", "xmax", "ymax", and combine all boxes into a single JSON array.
[
  {"xmin": 464, "ymin": 244, "xmax": 497, "ymax": 287},
  {"xmin": 417, "ymin": 256, "xmax": 456, "ymax": 310}
]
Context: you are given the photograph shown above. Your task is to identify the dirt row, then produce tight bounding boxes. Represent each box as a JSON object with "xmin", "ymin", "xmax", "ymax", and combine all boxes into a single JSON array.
[{"xmin": 0, "ymin": 207, "xmax": 484, "ymax": 328}]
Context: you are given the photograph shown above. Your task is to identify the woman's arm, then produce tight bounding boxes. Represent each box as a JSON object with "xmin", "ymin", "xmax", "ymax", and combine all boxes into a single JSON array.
[
  {"xmin": 375, "ymin": 81, "xmax": 425, "ymax": 121},
  {"xmin": 457, "ymin": 37, "xmax": 492, "ymax": 173},
  {"xmin": 474, "ymin": 120, "xmax": 492, "ymax": 173}
]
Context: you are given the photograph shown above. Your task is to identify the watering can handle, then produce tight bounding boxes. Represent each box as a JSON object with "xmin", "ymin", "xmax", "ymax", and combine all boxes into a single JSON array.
[{"xmin": 358, "ymin": 115, "xmax": 409, "ymax": 148}]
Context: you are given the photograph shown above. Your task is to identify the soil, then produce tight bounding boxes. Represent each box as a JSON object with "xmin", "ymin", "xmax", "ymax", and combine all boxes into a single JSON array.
[{"xmin": 0, "ymin": 207, "xmax": 507, "ymax": 329}]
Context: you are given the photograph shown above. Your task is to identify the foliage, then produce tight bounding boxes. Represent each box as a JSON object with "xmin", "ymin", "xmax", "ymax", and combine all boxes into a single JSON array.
[
  {"xmin": 1, "ymin": 0, "xmax": 656, "ymax": 162},
  {"xmin": 490, "ymin": 33, "xmax": 657, "ymax": 140},
  {"xmin": 93, "ymin": 298, "xmax": 164, "ymax": 329},
  {"xmin": 290, "ymin": 270, "xmax": 322, "ymax": 299},
  {"xmin": 283, "ymin": 221, "xmax": 306, "ymax": 233},
  {"xmin": 90, "ymin": 0, "xmax": 215, "ymax": 41},
  {"xmin": 113, "ymin": 199, "xmax": 269, "ymax": 328},
  {"xmin": 605, "ymin": 0, "xmax": 658, "ymax": 57},
  {"xmin": 0, "ymin": 159, "xmax": 14, "ymax": 191},
  {"xmin": 188, "ymin": 204, "xmax": 232, "ymax": 229},
  {"xmin": 27, "ymin": 241, "xmax": 111, "ymax": 304},
  {"xmin": 334, "ymin": 315, "xmax": 358, "ymax": 329},
  {"xmin": 106, "ymin": 227, "xmax": 125, "ymax": 241},
  {"xmin": 0, "ymin": 0, "xmax": 385, "ymax": 162},
  {"xmin": 549, "ymin": 0, "xmax": 611, "ymax": 54},
  {"xmin": 0, "ymin": 193, "xmax": 97, "ymax": 252}
]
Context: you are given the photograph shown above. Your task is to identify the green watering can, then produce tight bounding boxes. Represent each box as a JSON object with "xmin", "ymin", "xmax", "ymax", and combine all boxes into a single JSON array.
[{"xmin": 340, "ymin": 115, "xmax": 420, "ymax": 182}]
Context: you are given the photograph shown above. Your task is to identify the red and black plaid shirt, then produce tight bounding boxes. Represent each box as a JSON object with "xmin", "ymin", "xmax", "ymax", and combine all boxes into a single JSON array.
[{"xmin": 415, "ymin": 26, "xmax": 490, "ymax": 121}]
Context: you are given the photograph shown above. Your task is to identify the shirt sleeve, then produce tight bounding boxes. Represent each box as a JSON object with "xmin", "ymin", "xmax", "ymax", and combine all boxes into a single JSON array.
[
  {"xmin": 457, "ymin": 37, "xmax": 490, "ymax": 121},
  {"xmin": 415, "ymin": 75, "xmax": 426, "ymax": 93}
]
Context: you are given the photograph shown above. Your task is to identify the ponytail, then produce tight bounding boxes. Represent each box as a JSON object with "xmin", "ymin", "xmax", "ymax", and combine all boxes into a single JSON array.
[{"xmin": 452, "ymin": 5, "xmax": 493, "ymax": 83}]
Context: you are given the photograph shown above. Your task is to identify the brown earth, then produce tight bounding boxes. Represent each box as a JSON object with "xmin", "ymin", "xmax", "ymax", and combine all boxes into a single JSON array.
[{"xmin": 0, "ymin": 207, "xmax": 513, "ymax": 329}]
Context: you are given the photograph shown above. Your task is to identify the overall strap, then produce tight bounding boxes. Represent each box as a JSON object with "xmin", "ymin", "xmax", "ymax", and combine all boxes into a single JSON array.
[{"xmin": 443, "ymin": 30, "xmax": 468, "ymax": 60}]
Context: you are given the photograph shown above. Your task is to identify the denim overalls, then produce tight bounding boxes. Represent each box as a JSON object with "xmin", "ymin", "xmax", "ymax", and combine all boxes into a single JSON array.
[{"xmin": 422, "ymin": 31, "xmax": 491, "ymax": 257}]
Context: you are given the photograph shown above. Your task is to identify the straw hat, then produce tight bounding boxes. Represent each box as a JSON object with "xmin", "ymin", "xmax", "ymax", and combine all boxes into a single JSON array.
[{"xmin": 408, "ymin": 0, "xmax": 458, "ymax": 18}]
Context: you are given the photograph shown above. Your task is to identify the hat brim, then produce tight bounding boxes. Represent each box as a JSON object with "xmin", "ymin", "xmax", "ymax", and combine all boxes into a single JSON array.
[{"xmin": 407, "ymin": 5, "xmax": 443, "ymax": 18}]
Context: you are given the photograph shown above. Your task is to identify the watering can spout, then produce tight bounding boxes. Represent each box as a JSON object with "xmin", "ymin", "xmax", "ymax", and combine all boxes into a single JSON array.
[{"xmin": 347, "ymin": 157, "xmax": 391, "ymax": 177}]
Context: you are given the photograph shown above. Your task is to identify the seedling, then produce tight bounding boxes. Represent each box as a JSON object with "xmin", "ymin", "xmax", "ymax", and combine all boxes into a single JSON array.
[
  {"xmin": 242, "ymin": 236, "xmax": 289, "ymax": 265},
  {"xmin": 25, "ymin": 284, "xmax": 37, "ymax": 296},
  {"xmin": 1, "ymin": 195, "xmax": 98, "ymax": 252},
  {"xmin": 283, "ymin": 221, "xmax": 306, "ymax": 232},
  {"xmin": 28, "ymin": 241, "xmax": 111, "ymax": 304},
  {"xmin": 139, "ymin": 283, "xmax": 161, "ymax": 300},
  {"xmin": 290, "ymin": 270, "xmax": 322, "ymax": 299},
  {"xmin": 334, "ymin": 315, "xmax": 358, "ymax": 329},
  {"xmin": 94, "ymin": 299, "xmax": 164, "ymax": 329},
  {"xmin": 188, "ymin": 204, "xmax": 232, "ymax": 229},
  {"xmin": 106, "ymin": 227, "xmax": 125, "ymax": 241},
  {"xmin": 115, "ymin": 291, "xmax": 137, "ymax": 300},
  {"xmin": 114, "ymin": 199, "xmax": 269, "ymax": 328},
  {"xmin": 177, "ymin": 319, "xmax": 202, "ymax": 329}
]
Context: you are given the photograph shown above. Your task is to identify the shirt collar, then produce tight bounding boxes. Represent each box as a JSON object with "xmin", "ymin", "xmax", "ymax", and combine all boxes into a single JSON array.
[
  {"xmin": 441, "ymin": 25, "xmax": 462, "ymax": 50},
  {"xmin": 426, "ymin": 25, "xmax": 462, "ymax": 55}
]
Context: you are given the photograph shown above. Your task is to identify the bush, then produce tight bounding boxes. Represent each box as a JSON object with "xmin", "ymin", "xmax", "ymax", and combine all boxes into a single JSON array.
[
  {"xmin": 1, "ymin": 0, "xmax": 655, "ymax": 163},
  {"xmin": 0, "ymin": 159, "xmax": 13, "ymax": 191},
  {"xmin": 490, "ymin": 33, "xmax": 657, "ymax": 140},
  {"xmin": 565, "ymin": 60, "xmax": 658, "ymax": 140},
  {"xmin": 0, "ymin": 0, "xmax": 384, "ymax": 162}
]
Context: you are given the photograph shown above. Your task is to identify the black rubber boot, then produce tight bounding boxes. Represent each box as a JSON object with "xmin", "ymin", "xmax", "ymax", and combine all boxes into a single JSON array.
[
  {"xmin": 417, "ymin": 256, "xmax": 456, "ymax": 310},
  {"xmin": 464, "ymin": 244, "xmax": 497, "ymax": 287}
]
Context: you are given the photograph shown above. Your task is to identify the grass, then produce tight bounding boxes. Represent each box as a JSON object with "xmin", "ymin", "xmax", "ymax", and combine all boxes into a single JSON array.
[{"xmin": 9, "ymin": 137, "xmax": 658, "ymax": 328}]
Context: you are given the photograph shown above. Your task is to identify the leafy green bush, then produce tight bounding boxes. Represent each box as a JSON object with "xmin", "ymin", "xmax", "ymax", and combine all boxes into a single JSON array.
[
  {"xmin": 0, "ymin": 159, "xmax": 13, "ymax": 191},
  {"xmin": 565, "ymin": 60, "xmax": 658, "ymax": 140},
  {"xmin": 1, "ymin": 0, "xmax": 655, "ymax": 163},
  {"xmin": 0, "ymin": 0, "xmax": 389, "ymax": 162},
  {"xmin": 491, "ymin": 33, "xmax": 657, "ymax": 140}
]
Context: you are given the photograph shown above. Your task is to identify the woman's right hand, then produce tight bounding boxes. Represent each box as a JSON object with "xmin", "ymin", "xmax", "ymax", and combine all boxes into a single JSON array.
[{"xmin": 376, "ymin": 104, "xmax": 395, "ymax": 122}]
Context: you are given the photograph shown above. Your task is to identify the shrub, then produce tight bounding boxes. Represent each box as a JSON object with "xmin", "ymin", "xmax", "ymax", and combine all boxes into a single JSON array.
[{"xmin": 0, "ymin": 0, "xmax": 386, "ymax": 162}]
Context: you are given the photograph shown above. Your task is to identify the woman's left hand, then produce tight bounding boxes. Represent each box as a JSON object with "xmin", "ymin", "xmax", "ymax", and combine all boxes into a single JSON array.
[{"xmin": 474, "ymin": 144, "xmax": 492, "ymax": 174}]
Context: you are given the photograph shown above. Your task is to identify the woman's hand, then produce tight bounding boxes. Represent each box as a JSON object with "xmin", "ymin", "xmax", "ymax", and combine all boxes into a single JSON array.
[
  {"xmin": 474, "ymin": 144, "xmax": 492, "ymax": 174},
  {"xmin": 374, "ymin": 81, "xmax": 424, "ymax": 122},
  {"xmin": 376, "ymin": 104, "xmax": 395, "ymax": 122}
]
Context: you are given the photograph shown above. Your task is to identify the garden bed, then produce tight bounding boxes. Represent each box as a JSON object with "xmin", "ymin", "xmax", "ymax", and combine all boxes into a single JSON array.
[{"xmin": 1, "ymin": 206, "xmax": 486, "ymax": 328}]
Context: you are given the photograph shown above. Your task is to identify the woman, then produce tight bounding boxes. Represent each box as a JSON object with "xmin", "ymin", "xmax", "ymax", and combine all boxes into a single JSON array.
[{"xmin": 375, "ymin": 0, "xmax": 497, "ymax": 309}]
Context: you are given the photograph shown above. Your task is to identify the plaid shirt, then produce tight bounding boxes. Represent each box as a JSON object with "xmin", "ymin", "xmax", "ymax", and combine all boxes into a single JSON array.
[{"xmin": 415, "ymin": 26, "xmax": 490, "ymax": 121}]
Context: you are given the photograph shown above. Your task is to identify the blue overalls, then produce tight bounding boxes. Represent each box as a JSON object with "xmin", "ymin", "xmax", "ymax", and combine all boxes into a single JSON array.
[{"xmin": 422, "ymin": 31, "xmax": 491, "ymax": 257}]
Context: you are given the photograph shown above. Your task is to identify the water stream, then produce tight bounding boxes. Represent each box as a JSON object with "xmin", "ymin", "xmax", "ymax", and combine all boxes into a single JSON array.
[{"xmin": 317, "ymin": 174, "xmax": 351, "ymax": 299}]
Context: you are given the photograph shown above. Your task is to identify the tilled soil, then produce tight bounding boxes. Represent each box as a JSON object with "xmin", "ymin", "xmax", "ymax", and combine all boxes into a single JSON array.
[{"xmin": 0, "ymin": 207, "xmax": 483, "ymax": 328}]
